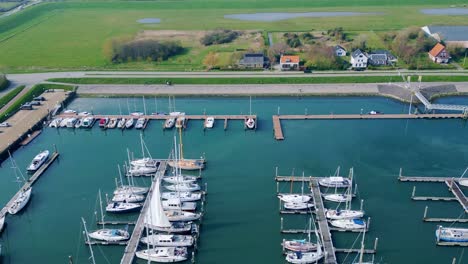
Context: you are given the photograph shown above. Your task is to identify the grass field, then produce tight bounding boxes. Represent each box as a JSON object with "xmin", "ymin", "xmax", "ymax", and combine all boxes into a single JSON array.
[
  {"xmin": 0, "ymin": 1, "xmax": 467, "ymax": 72},
  {"xmin": 48, "ymin": 75, "xmax": 468, "ymax": 85}
]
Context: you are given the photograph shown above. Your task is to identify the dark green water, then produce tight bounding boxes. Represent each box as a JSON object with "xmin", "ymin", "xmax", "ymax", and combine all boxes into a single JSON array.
[{"xmin": 0, "ymin": 96, "xmax": 468, "ymax": 264}]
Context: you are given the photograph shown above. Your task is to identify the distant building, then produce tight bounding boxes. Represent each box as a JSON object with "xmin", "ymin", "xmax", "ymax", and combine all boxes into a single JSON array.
[
  {"xmin": 368, "ymin": 50, "xmax": 397, "ymax": 66},
  {"xmin": 334, "ymin": 45, "xmax": 347, "ymax": 57},
  {"xmin": 422, "ymin": 25, "xmax": 468, "ymax": 48},
  {"xmin": 428, "ymin": 43, "xmax": 450, "ymax": 63},
  {"xmin": 350, "ymin": 49, "xmax": 368, "ymax": 69},
  {"xmin": 238, "ymin": 53, "xmax": 266, "ymax": 69},
  {"xmin": 280, "ymin": 55, "xmax": 300, "ymax": 71}
]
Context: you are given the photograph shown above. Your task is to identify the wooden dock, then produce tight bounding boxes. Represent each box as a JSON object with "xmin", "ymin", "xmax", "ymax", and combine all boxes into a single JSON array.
[
  {"xmin": 310, "ymin": 178, "xmax": 337, "ymax": 264},
  {"xmin": 58, "ymin": 114, "xmax": 256, "ymax": 122},
  {"xmin": 446, "ymin": 180, "xmax": 468, "ymax": 213},
  {"xmin": 398, "ymin": 176, "xmax": 456, "ymax": 182},
  {"xmin": 19, "ymin": 130, "xmax": 42, "ymax": 146},
  {"xmin": 335, "ymin": 248, "xmax": 376, "ymax": 254},
  {"xmin": 272, "ymin": 115, "xmax": 284, "ymax": 140},
  {"xmin": 0, "ymin": 151, "xmax": 59, "ymax": 219},
  {"xmin": 97, "ymin": 221, "xmax": 136, "ymax": 226},
  {"xmin": 86, "ymin": 240, "xmax": 128, "ymax": 246},
  {"xmin": 120, "ymin": 161, "xmax": 167, "ymax": 264}
]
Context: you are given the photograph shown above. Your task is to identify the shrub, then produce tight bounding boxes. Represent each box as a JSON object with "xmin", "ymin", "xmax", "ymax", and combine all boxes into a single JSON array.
[
  {"xmin": 305, "ymin": 45, "xmax": 349, "ymax": 70},
  {"xmin": 0, "ymin": 73, "xmax": 10, "ymax": 91},
  {"xmin": 110, "ymin": 39, "xmax": 184, "ymax": 63},
  {"xmin": 201, "ymin": 29, "xmax": 239, "ymax": 46}
]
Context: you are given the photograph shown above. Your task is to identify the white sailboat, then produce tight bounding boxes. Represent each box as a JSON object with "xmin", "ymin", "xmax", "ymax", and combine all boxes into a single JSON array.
[
  {"xmin": 136, "ymin": 247, "xmax": 188, "ymax": 263},
  {"xmin": 326, "ymin": 169, "xmax": 364, "ymax": 220},
  {"xmin": 161, "ymin": 192, "xmax": 202, "ymax": 202},
  {"xmin": 165, "ymin": 210, "xmax": 201, "ymax": 222},
  {"xmin": 106, "ymin": 201, "xmax": 142, "ymax": 213},
  {"xmin": 135, "ymin": 117, "xmax": 146, "ymax": 129},
  {"xmin": 141, "ymin": 234, "xmax": 194, "ymax": 247},
  {"xmin": 162, "ymin": 199, "xmax": 197, "ymax": 211},
  {"xmin": 436, "ymin": 226, "xmax": 468, "ymax": 243},
  {"xmin": 324, "ymin": 167, "xmax": 353, "ymax": 202},
  {"xmin": 285, "ymin": 228, "xmax": 324, "ymax": 263},
  {"xmin": 117, "ymin": 118, "xmax": 126, "ymax": 129},
  {"xmin": 245, "ymin": 96, "xmax": 256, "ymax": 129},
  {"xmin": 319, "ymin": 175, "xmax": 351, "ymax": 188},
  {"xmin": 163, "ymin": 175, "xmax": 198, "ymax": 184},
  {"xmin": 113, "ymin": 165, "xmax": 149, "ymax": 195},
  {"xmin": 112, "ymin": 193, "xmax": 145, "ymax": 203},
  {"xmin": 284, "ymin": 202, "xmax": 314, "ymax": 210},
  {"xmin": 27, "ymin": 150, "xmax": 49, "ymax": 172},
  {"xmin": 125, "ymin": 118, "xmax": 135, "ymax": 129},
  {"xmin": 282, "ymin": 218, "xmax": 317, "ymax": 252},
  {"xmin": 165, "ymin": 183, "xmax": 201, "ymax": 192},
  {"xmin": 278, "ymin": 171, "xmax": 312, "ymax": 204},
  {"xmin": 330, "ymin": 218, "xmax": 366, "ymax": 230},
  {"xmin": 88, "ymin": 190, "xmax": 130, "ymax": 242},
  {"xmin": 8, "ymin": 153, "xmax": 32, "ymax": 215}
]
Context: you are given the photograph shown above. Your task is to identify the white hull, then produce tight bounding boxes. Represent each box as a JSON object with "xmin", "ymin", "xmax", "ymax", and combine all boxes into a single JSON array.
[
  {"xmin": 8, "ymin": 187, "xmax": 32, "ymax": 215},
  {"xmin": 130, "ymin": 158, "xmax": 158, "ymax": 168},
  {"xmin": 148, "ymin": 222, "xmax": 193, "ymax": 233},
  {"xmin": 319, "ymin": 177, "xmax": 351, "ymax": 188},
  {"xmin": 117, "ymin": 118, "xmax": 126, "ymax": 128},
  {"xmin": 136, "ymin": 247, "xmax": 188, "ymax": 263},
  {"xmin": 112, "ymin": 193, "xmax": 145, "ymax": 203},
  {"xmin": 278, "ymin": 194, "xmax": 311, "ymax": 203},
  {"xmin": 286, "ymin": 251, "xmax": 324, "ymax": 263},
  {"xmin": 135, "ymin": 118, "xmax": 146, "ymax": 129},
  {"xmin": 49, "ymin": 118, "xmax": 62, "ymax": 128},
  {"xmin": 245, "ymin": 118, "xmax": 255, "ymax": 129},
  {"xmin": 458, "ymin": 179, "xmax": 468, "ymax": 187},
  {"xmin": 125, "ymin": 118, "xmax": 134, "ymax": 128},
  {"xmin": 162, "ymin": 200, "xmax": 197, "ymax": 211},
  {"xmin": 165, "ymin": 118, "xmax": 175, "ymax": 129},
  {"xmin": 330, "ymin": 219, "xmax": 366, "ymax": 230},
  {"xmin": 113, "ymin": 185, "xmax": 149, "ymax": 195},
  {"xmin": 284, "ymin": 202, "xmax": 314, "ymax": 210},
  {"xmin": 88, "ymin": 229, "xmax": 129, "ymax": 242},
  {"xmin": 163, "ymin": 176, "xmax": 198, "ymax": 184},
  {"xmin": 205, "ymin": 117, "xmax": 214, "ymax": 128},
  {"xmin": 107, "ymin": 118, "xmax": 118, "ymax": 128},
  {"xmin": 166, "ymin": 210, "xmax": 201, "ymax": 222},
  {"xmin": 165, "ymin": 183, "xmax": 201, "ymax": 192},
  {"xmin": 106, "ymin": 202, "xmax": 142, "ymax": 213},
  {"xmin": 326, "ymin": 209, "xmax": 364, "ymax": 220},
  {"xmin": 436, "ymin": 226, "xmax": 468, "ymax": 243},
  {"xmin": 128, "ymin": 166, "xmax": 157, "ymax": 176},
  {"xmin": 141, "ymin": 234, "xmax": 194, "ymax": 247},
  {"xmin": 323, "ymin": 193, "xmax": 352, "ymax": 203},
  {"xmin": 282, "ymin": 240, "xmax": 317, "ymax": 252},
  {"xmin": 27, "ymin": 150, "xmax": 49, "ymax": 172},
  {"xmin": 161, "ymin": 192, "xmax": 202, "ymax": 202}
]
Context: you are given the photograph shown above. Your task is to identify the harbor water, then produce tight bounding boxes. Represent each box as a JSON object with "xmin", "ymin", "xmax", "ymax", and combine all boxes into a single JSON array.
[{"xmin": 0, "ymin": 96, "xmax": 467, "ymax": 263}]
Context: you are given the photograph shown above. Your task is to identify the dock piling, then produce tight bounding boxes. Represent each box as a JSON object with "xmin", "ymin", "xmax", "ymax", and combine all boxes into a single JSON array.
[
  {"xmin": 412, "ymin": 186, "xmax": 416, "ymax": 197},
  {"xmin": 360, "ymin": 199, "xmax": 364, "ymax": 211},
  {"xmin": 374, "ymin": 237, "xmax": 379, "ymax": 252},
  {"xmin": 423, "ymin": 206, "xmax": 428, "ymax": 219},
  {"xmin": 280, "ymin": 217, "xmax": 283, "ymax": 231}
]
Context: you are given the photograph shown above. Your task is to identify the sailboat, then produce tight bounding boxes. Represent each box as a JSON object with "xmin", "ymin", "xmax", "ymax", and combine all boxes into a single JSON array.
[
  {"xmin": 285, "ymin": 228, "xmax": 324, "ymax": 263},
  {"xmin": 165, "ymin": 183, "xmax": 201, "ymax": 192},
  {"xmin": 141, "ymin": 234, "xmax": 194, "ymax": 247},
  {"xmin": 8, "ymin": 153, "xmax": 32, "ymax": 215},
  {"xmin": 107, "ymin": 118, "xmax": 118, "ymax": 129},
  {"xmin": 137, "ymin": 178, "xmax": 190, "ymax": 263},
  {"xmin": 436, "ymin": 226, "xmax": 468, "ymax": 243},
  {"xmin": 161, "ymin": 191, "xmax": 202, "ymax": 202},
  {"xmin": 81, "ymin": 217, "xmax": 97, "ymax": 264},
  {"xmin": 353, "ymin": 228, "xmax": 374, "ymax": 264},
  {"xmin": 88, "ymin": 190, "xmax": 130, "ymax": 242},
  {"xmin": 117, "ymin": 118, "xmax": 126, "ymax": 129},
  {"xmin": 113, "ymin": 165, "xmax": 149, "ymax": 195},
  {"xmin": 278, "ymin": 171, "xmax": 312, "ymax": 203},
  {"xmin": 167, "ymin": 129, "xmax": 205, "ymax": 171},
  {"xmin": 282, "ymin": 218, "xmax": 317, "ymax": 252},
  {"xmin": 324, "ymin": 167, "xmax": 353, "ymax": 202},
  {"xmin": 456, "ymin": 167, "xmax": 468, "ymax": 187},
  {"xmin": 162, "ymin": 198, "xmax": 197, "ymax": 211},
  {"xmin": 112, "ymin": 193, "xmax": 145, "ymax": 203},
  {"xmin": 319, "ymin": 166, "xmax": 351, "ymax": 188},
  {"xmin": 330, "ymin": 218, "xmax": 366, "ymax": 230},
  {"xmin": 245, "ymin": 96, "xmax": 256, "ymax": 129},
  {"xmin": 163, "ymin": 175, "xmax": 198, "ymax": 184}
]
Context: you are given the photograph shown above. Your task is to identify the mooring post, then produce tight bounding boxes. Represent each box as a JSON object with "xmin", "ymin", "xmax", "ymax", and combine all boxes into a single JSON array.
[
  {"xmin": 452, "ymin": 258, "xmax": 457, "ymax": 264},
  {"xmin": 374, "ymin": 237, "xmax": 379, "ymax": 251},
  {"xmin": 277, "ymin": 106, "xmax": 280, "ymax": 115},
  {"xmin": 282, "ymin": 239, "xmax": 285, "ymax": 253},
  {"xmin": 276, "ymin": 182, "xmax": 279, "ymax": 193},
  {"xmin": 205, "ymin": 182, "xmax": 207, "ymax": 194},
  {"xmin": 191, "ymin": 252, "xmax": 195, "ymax": 263},
  {"xmin": 281, "ymin": 217, "xmax": 284, "ymax": 231},
  {"xmin": 412, "ymin": 186, "xmax": 416, "ymax": 198},
  {"xmin": 279, "ymin": 199, "xmax": 282, "ymax": 211},
  {"xmin": 69, "ymin": 256, "xmax": 73, "ymax": 264},
  {"xmin": 423, "ymin": 206, "xmax": 428, "ymax": 219},
  {"xmin": 367, "ymin": 217, "xmax": 371, "ymax": 231},
  {"xmin": 360, "ymin": 199, "xmax": 364, "ymax": 211},
  {"xmin": 275, "ymin": 166, "xmax": 278, "ymax": 178},
  {"xmin": 399, "ymin": 167, "xmax": 402, "ymax": 178}
]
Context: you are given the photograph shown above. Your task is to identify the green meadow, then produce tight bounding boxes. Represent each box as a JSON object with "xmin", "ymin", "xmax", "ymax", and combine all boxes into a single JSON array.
[{"xmin": 0, "ymin": 0, "xmax": 467, "ymax": 72}]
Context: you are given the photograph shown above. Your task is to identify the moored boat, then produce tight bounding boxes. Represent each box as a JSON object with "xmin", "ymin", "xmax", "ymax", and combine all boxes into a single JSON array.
[
  {"xmin": 205, "ymin": 116, "xmax": 214, "ymax": 128},
  {"xmin": 112, "ymin": 193, "xmax": 145, "ymax": 203},
  {"xmin": 66, "ymin": 117, "xmax": 78, "ymax": 128},
  {"xmin": 165, "ymin": 183, "xmax": 201, "ymax": 192},
  {"xmin": 282, "ymin": 239, "xmax": 317, "ymax": 253},
  {"xmin": 74, "ymin": 118, "xmax": 83, "ymax": 128},
  {"xmin": 175, "ymin": 116, "xmax": 185, "ymax": 128},
  {"xmin": 8, "ymin": 187, "xmax": 32, "ymax": 215},
  {"xmin": 27, "ymin": 150, "xmax": 49, "ymax": 172},
  {"xmin": 107, "ymin": 118, "xmax": 118, "ymax": 129},
  {"xmin": 284, "ymin": 202, "xmax": 314, "ymax": 210},
  {"xmin": 163, "ymin": 175, "xmax": 198, "ymax": 184},
  {"xmin": 99, "ymin": 117, "xmax": 109, "ymax": 128},
  {"xmin": 318, "ymin": 176, "xmax": 351, "ymax": 188},
  {"xmin": 88, "ymin": 229, "xmax": 129, "ymax": 242},
  {"xmin": 125, "ymin": 118, "xmax": 135, "ymax": 129},
  {"xmin": 141, "ymin": 234, "xmax": 194, "ymax": 247},
  {"xmin": 135, "ymin": 117, "xmax": 146, "ymax": 129},
  {"xmin": 326, "ymin": 209, "xmax": 364, "ymax": 220},
  {"xmin": 136, "ymin": 247, "xmax": 188, "ymax": 263},
  {"xmin": 49, "ymin": 118, "xmax": 62, "ymax": 128},
  {"xmin": 245, "ymin": 117, "xmax": 255, "ymax": 129},
  {"xmin": 106, "ymin": 201, "xmax": 142, "ymax": 213},
  {"xmin": 167, "ymin": 159, "xmax": 205, "ymax": 171},
  {"xmin": 63, "ymin": 109, "xmax": 77, "ymax": 114},
  {"xmin": 330, "ymin": 218, "xmax": 366, "ymax": 230},
  {"xmin": 128, "ymin": 165, "xmax": 157, "ymax": 176},
  {"xmin": 117, "ymin": 118, "xmax": 126, "ymax": 129},
  {"xmin": 165, "ymin": 210, "xmax": 201, "ymax": 222},
  {"xmin": 161, "ymin": 192, "xmax": 202, "ymax": 202},
  {"xmin": 436, "ymin": 226, "xmax": 468, "ymax": 243},
  {"xmin": 278, "ymin": 194, "xmax": 311, "ymax": 203},
  {"xmin": 81, "ymin": 116, "xmax": 95, "ymax": 128},
  {"xmin": 113, "ymin": 185, "xmax": 149, "ymax": 195},
  {"xmin": 323, "ymin": 193, "xmax": 352, "ymax": 203},
  {"xmin": 164, "ymin": 118, "xmax": 175, "ymax": 129},
  {"xmin": 162, "ymin": 199, "xmax": 197, "ymax": 211}
]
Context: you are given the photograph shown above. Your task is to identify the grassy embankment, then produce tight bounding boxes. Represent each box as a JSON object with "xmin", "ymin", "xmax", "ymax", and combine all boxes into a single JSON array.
[
  {"xmin": 0, "ymin": 1, "xmax": 467, "ymax": 72},
  {"xmin": 49, "ymin": 75, "xmax": 468, "ymax": 85},
  {"xmin": 0, "ymin": 85, "xmax": 25, "ymax": 109},
  {"xmin": 0, "ymin": 84, "xmax": 74, "ymax": 122}
]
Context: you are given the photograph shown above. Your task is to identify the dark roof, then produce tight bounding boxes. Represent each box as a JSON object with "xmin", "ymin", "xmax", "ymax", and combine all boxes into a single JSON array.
[
  {"xmin": 369, "ymin": 54, "xmax": 387, "ymax": 61},
  {"xmin": 239, "ymin": 53, "xmax": 265, "ymax": 65},
  {"xmin": 370, "ymin": 50, "xmax": 397, "ymax": 60},
  {"xmin": 334, "ymin": 45, "xmax": 346, "ymax": 51},
  {"xmin": 351, "ymin": 49, "xmax": 366, "ymax": 59}
]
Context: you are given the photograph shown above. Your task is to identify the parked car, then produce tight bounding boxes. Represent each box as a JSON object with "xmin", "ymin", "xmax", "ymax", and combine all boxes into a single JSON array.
[
  {"xmin": 29, "ymin": 101, "xmax": 41, "ymax": 106},
  {"xmin": 0, "ymin": 122, "xmax": 11, "ymax": 127},
  {"xmin": 33, "ymin": 96, "xmax": 46, "ymax": 101},
  {"xmin": 20, "ymin": 103, "xmax": 33, "ymax": 110}
]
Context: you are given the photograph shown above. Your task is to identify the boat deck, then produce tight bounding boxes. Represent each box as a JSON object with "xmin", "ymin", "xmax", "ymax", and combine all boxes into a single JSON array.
[
  {"xmin": 0, "ymin": 151, "xmax": 59, "ymax": 219},
  {"xmin": 120, "ymin": 160, "xmax": 168, "ymax": 264}
]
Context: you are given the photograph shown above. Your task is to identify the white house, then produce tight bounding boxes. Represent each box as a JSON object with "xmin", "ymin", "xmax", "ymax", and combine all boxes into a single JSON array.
[
  {"xmin": 280, "ymin": 55, "xmax": 300, "ymax": 71},
  {"xmin": 350, "ymin": 49, "xmax": 368, "ymax": 69},
  {"xmin": 334, "ymin": 45, "xmax": 346, "ymax": 57}
]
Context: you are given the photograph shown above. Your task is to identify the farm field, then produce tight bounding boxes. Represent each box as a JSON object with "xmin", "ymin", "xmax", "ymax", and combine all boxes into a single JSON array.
[{"xmin": 0, "ymin": 0, "xmax": 467, "ymax": 72}]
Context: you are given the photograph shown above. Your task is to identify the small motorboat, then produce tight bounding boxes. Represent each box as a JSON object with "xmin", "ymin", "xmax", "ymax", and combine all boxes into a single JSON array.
[
  {"xmin": 165, "ymin": 118, "xmax": 175, "ymax": 129},
  {"xmin": 136, "ymin": 247, "xmax": 188, "ymax": 263},
  {"xmin": 368, "ymin": 110, "xmax": 383, "ymax": 115},
  {"xmin": 175, "ymin": 116, "xmax": 185, "ymax": 128},
  {"xmin": 88, "ymin": 228, "xmax": 129, "ymax": 242},
  {"xmin": 165, "ymin": 210, "xmax": 201, "ymax": 222},
  {"xmin": 59, "ymin": 118, "xmax": 69, "ymax": 127},
  {"xmin": 284, "ymin": 202, "xmax": 314, "ymax": 210},
  {"xmin": 74, "ymin": 118, "xmax": 83, "ymax": 128},
  {"xmin": 135, "ymin": 117, "xmax": 146, "ymax": 129},
  {"xmin": 125, "ymin": 118, "xmax": 135, "ymax": 129},
  {"xmin": 436, "ymin": 226, "xmax": 468, "ymax": 243},
  {"xmin": 63, "ymin": 109, "xmax": 77, "ymax": 114},
  {"xmin": 131, "ymin": 112, "xmax": 144, "ymax": 117},
  {"xmin": 245, "ymin": 117, "xmax": 255, "ymax": 129},
  {"xmin": 49, "ymin": 118, "xmax": 62, "ymax": 128},
  {"xmin": 165, "ymin": 183, "xmax": 201, "ymax": 192},
  {"xmin": 106, "ymin": 201, "xmax": 142, "ymax": 213},
  {"xmin": 323, "ymin": 193, "xmax": 352, "ymax": 203},
  {"xmin": 141, "ymin": 234, "xmax": 194, "ymax": 247},
  {"xmin": 107, "ymin": 118, "xmax": 118, "ymax": 129},
  {"xmin": 282, "ymin": 239, "xmax": 317, "ymax": 252},
  {"xmin": 8, "ymin": 187, "xmax": 32, "ymax": 215},
  {"xmin": 161, "ymin": 192, "xmax": 202, "ymax": 202},
  {"xmin": 318, "ymin": 176, "xmax": 351, "ymax": 188},
  {"xmin": 278, "ymin": 194, "xmax": 311, "ymax": 203},
  {"xmin": 117, "ymin": 118, "xmax": 126, "ymax": 129},
  {"xmin": 99, "ymin": 118, "xmax": 109, "ymax": 128},
  {"xmin": 326, "ymin": 209, "xmax": 364, "ymax": 220},
  {"xmin": 112, "ymin": 193, "xmax": 145, "ymax": 203},
  {"xmin": 66, "ymin": 117, "xmax": 78, "ymax": 128},
  {"xmin": 27, "ymin": 150, "xmax": 50, "ymax": 172},
  {"xmin": 78, "ymin": 111, "xmax": 91, "ymax": 116},
  {"xmin": 162, "ymin": 199, "xmax": 197, "ymax": 211},
  {"xmin": 163, "ymin": 176, "xmax": 198, "ymax": 184},
  {"xmin": 204, "ymin": 117, "xmax": 214, "ymax": 128},
  {"xmin": 330, "ymin": 218, "xmax": 366, "ymax": 230},
  {"xmin": 81, "ymin": 117, "xmax": 95, "ymax": 128}
]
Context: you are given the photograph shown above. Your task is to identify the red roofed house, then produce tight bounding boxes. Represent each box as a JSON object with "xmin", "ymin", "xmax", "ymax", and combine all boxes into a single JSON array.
[
  {"xmin": 428, "ymin": 43, "xmax": 450, "ymax": 64},
  {"xmin": 280, "ymin": 55, "xmax": 300, "ymax": 70}
]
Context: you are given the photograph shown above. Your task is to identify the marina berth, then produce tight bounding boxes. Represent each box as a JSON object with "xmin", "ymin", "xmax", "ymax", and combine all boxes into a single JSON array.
[
  {"xmin": 130, "ymin": 158, "xmax": 159, "ymax": 168},
  {"xmin": 318, "ymin": 176, "xmax": 351, "ymax": 188},
  {"xmin": 163, "ymin": 175, "xmax": 198, "ymax": 184},
  {"xmin": 283, "ymin": 202, "xmax": 314, "ymax": 210},
  {"xmin": 106, "ymin": 201, "xmax": 142, "ymax": 213},
  {"xmin": 125, "ymin": 118, "xmax": 135, "ymax": 129},
  {"xmin": 323, "ymin": 193, "xmax": 352, "ymax": 203},
  {"xmin": 162, "ymin": 199, "xmax": 197, "ymax": 211},
  {"xmin": 99, "ymin": 117, "xmax": 109, "ymax": 128},
  {"xmin": 88, "ymin": 229, "xmax": 130, "ymax": 242},
  {"xmin": 282, "ymin": 239, "xmax": 317, "ymax": 252},
  {"xmin": 330, "ymin": 218, "xmax": 366, "ymax": 230},
  {"xmin": 140, "ymin": 234, "xmax": 194, "ymax": 247},
  {"xmin": 74, "ymin": 118, "xmax": 82, "ymax": 128},
  {"xmin": 128, "ymin": 165, "xmax": 157, "ymax": 176},
  {"xmin": 325, "ymin": 209, "xmax": 364, "ymax": 220},
  {"xmin": 164, "ymin": 117, "xmax": 175, "ymax": 129},
  {"xmin": 165, "ymin": 183, "xmax": 201, "ymax": 192},
  {"xmin": 8, "ymin": 187, "xmax": 32, "ymax": 215},
  {"xmin": 161, "ymin": 192, "xmax": 202, "ymax": 202},
  {"xmin": 49, "ymin": 118, "xmax": 62, "ymax": 128},
  {"xmin": 27, "ymin": 150, "xmax": 49, "ymax": 172},
  {"xmin": 135, "ymin": 247, "xmax": 188, "ymax": 263},
  {"xmin": 113, "ymin": 185, "xmax": 149, "ymax": 195},
  {"xmin": 135, "ymin": 117, "xmax": 146, "ymax": 129},
  {"xmin": 204, "ymin": 116, "xmax": 215, "ymax": 128},
  {"xmin": 278, "ymin": 194, "xmax": 312, "ymax": 203},
  {"xmin": 436, "ymin": 226, "xmax": 468, "ymax": 243},
  {"xmin": 285, "ymin": 236, "xmax": 323, "ymax": 264},
  {"xmin": 66, "ymin": 117, "xmax": 78, "ymax": 128},
  {"xmin": 107, "ymin": 118, "xmax": 118, "ymax": 128},
  {"xmin": 81, "ymin": 116, "xmax": 95, "ymax": 128},
  {"xmin": 165, "ymin": 210, "xmax": 201, "ymax": 222},
  {"xmin": 112, "ymin": 193, "xmax": 145, "ymax": 203},
  {"xmin": 59, "ymin": 118, "xmax": 69, "ymax": 128}
]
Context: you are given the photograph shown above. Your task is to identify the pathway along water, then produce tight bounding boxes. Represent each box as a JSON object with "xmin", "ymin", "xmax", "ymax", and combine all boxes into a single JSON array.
[{"xmin": 0, "ymin": 96, "xmax": 467, "ymax": 263}]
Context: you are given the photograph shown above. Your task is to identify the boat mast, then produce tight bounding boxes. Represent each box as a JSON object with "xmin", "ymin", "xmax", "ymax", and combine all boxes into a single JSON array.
[
  {"xmin": 358, "ymin": 226, "xmax": 366, "ymax": 264},
  {"xmin": 140, "ymin": 133, "xmax": 145, "ymax": 159},
  {"xmin": 81, "ymin": 217, "xmax": 96, "ymax": 264},
  {"xmin": 178, "ymin": 127, "xmax": 184, "ymax": 160},
  {"xmin": 143, "ymin": 96, "xmax": 147, "ymax": 115},
  {"xmin": 99, "ymin": 189, "xmax": 105, "ymax": 229},
  {"xmin": 290, "ymin": 168, "xmax": 295, "ymax": 194},
  {"xmin": 118, "ymin": 164, "xmax": 124, "ymax": 187},
  {"xmin": 346, "ymin": 168, "xmax": 354, "ymax": 211},
  {"xmin": 301, "ymin": 171, "xmax": 305, "ymax": 197},
  {"xmin": 249, "ymin": 96, "xmax": 252, "ymax": 115},
  {"xmin": 308, "ymin": 217, "xmax": 311, "ymax": 243}
]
